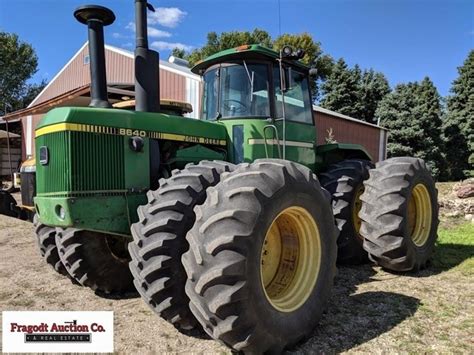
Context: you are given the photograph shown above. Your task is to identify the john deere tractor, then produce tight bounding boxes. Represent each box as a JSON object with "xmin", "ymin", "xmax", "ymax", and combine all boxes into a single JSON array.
[{"xmin": 33, "ymin": 1, "xmax": 439, "ymax": 353}]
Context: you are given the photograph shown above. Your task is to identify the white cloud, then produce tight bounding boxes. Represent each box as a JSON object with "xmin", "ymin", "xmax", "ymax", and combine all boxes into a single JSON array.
[
  {"xmin": 151, "ymin": 41, "xmax": 192, "ymax": 51},
  {"xmin": 148, "ymin": 7, "xmax": 187, "ymax": 28},
  {"xmin": 148, "ymin": 27, "xmax": 172, "ymax": 38},
  {"xmin": 125, "ymin": 22, "xmax": 171, "ymax": 38},
  {"xmin": 121, "ymin": 42, "xmax": 133, "ymax": 48},
  {"xmin": 112, "ymin": 32, "xmax": 131, "ymax": 39}
]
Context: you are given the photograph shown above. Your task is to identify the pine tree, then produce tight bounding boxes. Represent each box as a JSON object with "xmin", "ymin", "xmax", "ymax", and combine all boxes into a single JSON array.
[
  {"xmin": 320, "ymin": 58, "xmax": 360, "ymax": 118},
  {"xmin": 443, "ymin": 50, "xmax": 474, "ymax": 179},
  {"xmin": 359, "ymin": 69, "xmax": 391, "ymax": 123},
  {"xmin": 375, "ymin": 78, "xmax": 445, "ymax": 178},
  {"xmin": 320, "ymin": 60, "xmax": 390, "ymax": 122}
]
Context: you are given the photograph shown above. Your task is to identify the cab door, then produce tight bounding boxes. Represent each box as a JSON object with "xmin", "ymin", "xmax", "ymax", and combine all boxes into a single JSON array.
[{"xmin": 271, "ymin": 65, "xmax": 317, "ymax": 170}]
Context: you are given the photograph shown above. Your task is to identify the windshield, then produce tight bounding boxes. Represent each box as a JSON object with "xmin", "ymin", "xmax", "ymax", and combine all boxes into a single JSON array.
[{"xmin": 202, "ymin": 63, "xmax": 270, "ymax": 120}]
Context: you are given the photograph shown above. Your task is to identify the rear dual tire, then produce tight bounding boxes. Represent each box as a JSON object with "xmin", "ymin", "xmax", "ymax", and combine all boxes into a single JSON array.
[
  {"xmin": 360, "ymin": 157, "xmax": 439, "ymax": 271},
  {"xmin": 320, "ymin": 159, "xmax": 374, "ymax": 264}
]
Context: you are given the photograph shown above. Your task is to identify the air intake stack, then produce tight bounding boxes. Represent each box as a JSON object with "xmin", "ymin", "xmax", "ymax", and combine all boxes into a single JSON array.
[
  {"xmin": 74, "ymin": 5, "xmax": 115, "ymax": 108},
  {"xmin": 134, "ymin": 0, "xmax": 160, "ymax": 112}
]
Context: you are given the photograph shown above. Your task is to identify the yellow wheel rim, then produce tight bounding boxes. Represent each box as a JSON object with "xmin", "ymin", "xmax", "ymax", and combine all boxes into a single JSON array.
[
  {"xmin": 260, "ymin": 206, "xmax": 321, "ymax": 313},
  {"xmin": 352, "ymin": 186, "xmax": 364, "ymax": 237},
  {"xmin": 407, "ymin": 183, "xmax": 432, "ymax": 247}
]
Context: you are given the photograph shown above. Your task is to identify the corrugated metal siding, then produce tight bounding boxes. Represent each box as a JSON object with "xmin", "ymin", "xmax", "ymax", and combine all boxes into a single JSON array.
[
  {"xmin": 34, "ymin": 46, "xmax": 190, "ymax": 106},
  {"xmin": 160, "ymin": 69, "xmax": 186, "ymax": 101},
  {"xmin": 314, "ymin": 111, "xmax": 381, "ymax": 161},
  {"xmin": 34, "ymin": 46, "xmax": 91, "ymax": 105}
]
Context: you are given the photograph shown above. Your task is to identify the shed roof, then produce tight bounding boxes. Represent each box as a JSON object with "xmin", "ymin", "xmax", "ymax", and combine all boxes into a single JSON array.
[{"xmin": 27, "ymin": 42, "xmax": 200, "ymax": 109}]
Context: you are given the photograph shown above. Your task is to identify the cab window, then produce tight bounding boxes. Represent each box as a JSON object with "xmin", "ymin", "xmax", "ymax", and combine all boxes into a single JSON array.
[
  {"xmin": 273, "ymin": 66, "xmax": 313, "ymax": 124},
  {"xmin": 201, "ymin": 62, "xmax": 270, "ymax": 120}
]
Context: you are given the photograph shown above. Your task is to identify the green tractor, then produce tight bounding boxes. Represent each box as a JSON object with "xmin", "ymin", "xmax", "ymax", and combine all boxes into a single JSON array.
[{"xmin": 33, "ymin": 1, "xmax": 439, "ymax": 353}]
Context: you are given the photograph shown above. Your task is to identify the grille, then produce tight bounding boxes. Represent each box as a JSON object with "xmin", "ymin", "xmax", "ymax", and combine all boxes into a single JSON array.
[{"xmin": 36, "ymin": 131, "xmax": 125, "ymax": 195}]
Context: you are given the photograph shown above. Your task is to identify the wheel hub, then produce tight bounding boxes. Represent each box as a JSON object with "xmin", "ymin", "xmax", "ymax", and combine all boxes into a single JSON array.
[
  {"xmin": 260, "ymin": 206, "xmax": 321, "ymax": 312},
  {"xmin": 408, "ymin": 183, "xmax": 432, "ymax": 247},
  {"xmin": 352, "ymin": 185, "xmax": 364, "ymax": 237}
]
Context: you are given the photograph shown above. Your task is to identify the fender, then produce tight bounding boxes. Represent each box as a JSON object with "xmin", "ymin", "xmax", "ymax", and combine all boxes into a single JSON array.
[{"xmin": 316, "ymin": 143, "xmax": 372, "ymax": 169}]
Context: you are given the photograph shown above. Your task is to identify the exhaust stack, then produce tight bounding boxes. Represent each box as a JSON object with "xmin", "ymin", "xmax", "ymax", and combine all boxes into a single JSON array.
[
  {"xmin": 134, "ymin": 0, "xmax": 160, "ymax": 112},
  {"xmin": 74, "ymin": 5, "xmax": 115, "ymax": 108}
]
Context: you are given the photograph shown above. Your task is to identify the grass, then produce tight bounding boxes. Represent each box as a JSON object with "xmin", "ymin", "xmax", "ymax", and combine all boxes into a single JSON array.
[{"xmin": 432, "ymin": 222, "xmax": 474, "ymax": 275}]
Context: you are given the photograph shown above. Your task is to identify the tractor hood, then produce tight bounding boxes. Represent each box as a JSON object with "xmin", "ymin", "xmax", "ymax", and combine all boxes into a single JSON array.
[{"xmin": 36, "ymin": 107, "xmax": 227, "ymax": 146}]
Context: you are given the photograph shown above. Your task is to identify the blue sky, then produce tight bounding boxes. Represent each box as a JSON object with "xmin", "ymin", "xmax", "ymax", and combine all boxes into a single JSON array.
[{"xmin": 0, "ymin": 0, "xmax": 472, "ymax": 97}]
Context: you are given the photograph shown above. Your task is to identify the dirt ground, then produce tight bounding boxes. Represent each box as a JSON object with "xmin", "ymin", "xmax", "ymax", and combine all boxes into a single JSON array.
[{"xmin": 0, "ymin": 188, "xmax": 473, "ymax": 353}]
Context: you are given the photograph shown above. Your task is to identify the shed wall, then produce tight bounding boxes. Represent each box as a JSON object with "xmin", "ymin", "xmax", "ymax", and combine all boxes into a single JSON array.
[
  {"xmin": 32, "ymin": 45, "xmax": 190, "ymax": 106},
  {"xmin": 314, "ymin": 111, "xmax": 382, "ymax": 161}
]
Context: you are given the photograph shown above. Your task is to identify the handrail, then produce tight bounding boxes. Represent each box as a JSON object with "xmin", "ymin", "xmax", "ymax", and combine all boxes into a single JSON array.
[{"xmin": 263, "ymin": 124, "xmax": 282, "ymax": 159}]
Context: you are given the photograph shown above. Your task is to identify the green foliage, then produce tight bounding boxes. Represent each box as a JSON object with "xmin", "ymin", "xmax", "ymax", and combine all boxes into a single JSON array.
[
  {"xmin": 434, "ymin": 222, "xmax": 474, "ymax": 275},
  {"xmin": 319, "ymin": 59, "xmax": 360, "ymax": 117},
  {"xmin": 174, "ymin": 29, "xmax": 333, "ymax": 101},
  {"xmin": 273, "ymin": 33, "xmax": 333, "ymax": 99},
  {"xmin": 184, "ymin": 29, "xmax": 273, "ymax": 66},
  {"xmin": 358, "ymin": 69, "xmax": 391, "ymax": 123},
  {"xmin": 171, "ymin": 47, "xmax": 186, "ymax": 59},
  {"xmin": 320, "ymin": 59, "xmax": 390, "ymax": 123},
  {"xmin": 442, "ymin": 50, "xmax": 474, "ymax": 180},
  {"xmin": 375, "ymin": 78, "xmax": 445, "ymax": 178},
  {"xmin": 0, "ymin": 32, "xmax": 45, "ymax": 115}
]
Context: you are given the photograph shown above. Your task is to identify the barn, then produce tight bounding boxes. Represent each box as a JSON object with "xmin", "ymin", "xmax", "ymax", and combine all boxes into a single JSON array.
[{"xmin": 0, "ymin": 42, "xmax": 387, "ymax": 174}]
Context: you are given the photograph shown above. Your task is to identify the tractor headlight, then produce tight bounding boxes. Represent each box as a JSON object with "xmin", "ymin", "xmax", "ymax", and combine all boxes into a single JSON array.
[{"xmin": 55, "ymin": 205, "xmax": 66, "ymax": 220}]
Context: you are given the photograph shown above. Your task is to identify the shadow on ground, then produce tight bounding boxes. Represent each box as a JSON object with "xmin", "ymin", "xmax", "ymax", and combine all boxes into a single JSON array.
[
  {"xmin": 288, "ymin": 264, "xmax": 420, "ymax": 354},
  {"xmin": 93, "ymin": 289, "xmax": 140, "ymax": 300},
  {"xmin": 426, "ymin": 241, "xmax": 474, "ymax": 274},
  {"xmin": 391, "ymin": 241, "xmax": 474, "ymax": 278}
]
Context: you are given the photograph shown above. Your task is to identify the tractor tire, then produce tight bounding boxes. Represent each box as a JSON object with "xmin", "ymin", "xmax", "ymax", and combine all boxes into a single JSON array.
[
  {"xmin": 320, "ymin": 159, "xmax": 374, "ymax": 264},
  {"xmin": 182, "ymin": 159, "xmax": 337, "ymax": 353},
  {"xmin": 56, "ymin": 229, "xmax": 134, "ymax": 294},
  {"xmin": 129, "ymin": 161, "xmax": 235, "ymax": 333},
  {"xmin": 359, "ymin": 157, "xmax": 439, "ymax": 272},
  {"xmin": 33, "ymin": 215, "xmax": 68, "ymax": 276}
]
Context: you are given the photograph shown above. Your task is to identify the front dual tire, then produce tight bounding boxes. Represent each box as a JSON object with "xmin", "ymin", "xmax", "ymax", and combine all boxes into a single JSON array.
[
  {"xmin": 55, "ymin": 229, "xmax": 134, "ymax": 294},
  {"xmin": 182, "ymin": 159, "xmax": 337, "ymax": 353}
]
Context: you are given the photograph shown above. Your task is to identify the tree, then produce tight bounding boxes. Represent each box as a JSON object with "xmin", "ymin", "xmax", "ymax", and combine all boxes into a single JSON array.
[
  {"xmin": 0, "ymin": 32, "xmax": 45, "ymax": 115},
  {"xmin": 442, "ymin": 50, "xmax": 474, "ymax": 179},
  {"xmin": 171, "ymin": 47, "xmax": 186, "ymax": 59},
  {"xmin": 358, "ymin": 69, "xmax": 391, "ymax": 123},
  {"xmin": 319, "ymin": 58, "xmax": 360, "ymax": 117},
  {"xmin": 375, "ymin": 78, "xmax": 445, "ymax": 178},
  {"xmin": 320, "ymin": 60, "xmax": 390, "ymax": 123},
  {"xmin": 184, "ymin": 29, "xmax": 273, "ymax": 66},
  {"xmin": 174, "ymin": 30, "xmax": 333, "ymax": 101},
  {"xmin": 273, "ymin": 33, "xmax": 333, "ymax": 99}
]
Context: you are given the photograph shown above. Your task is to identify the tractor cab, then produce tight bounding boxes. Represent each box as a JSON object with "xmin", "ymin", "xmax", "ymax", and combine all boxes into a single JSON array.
[
  {"xmin": 191, "ymin": 45, "xmax": 318, "ymax": 169},
  {"xmin": 192, "ymin": 44, "xmax": 313, "ymax": 123}
]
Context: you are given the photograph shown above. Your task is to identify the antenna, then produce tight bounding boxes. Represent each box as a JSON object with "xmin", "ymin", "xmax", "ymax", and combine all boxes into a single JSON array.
[{"xmin": 278, "ymin": 0, "xmax": 282, "ymax": 36}]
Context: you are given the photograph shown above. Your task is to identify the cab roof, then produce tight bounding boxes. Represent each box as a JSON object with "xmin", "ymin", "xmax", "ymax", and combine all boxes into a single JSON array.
[{"xmin": 191, "ymin": 44, "xmax": 309, "ymax": 74}]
